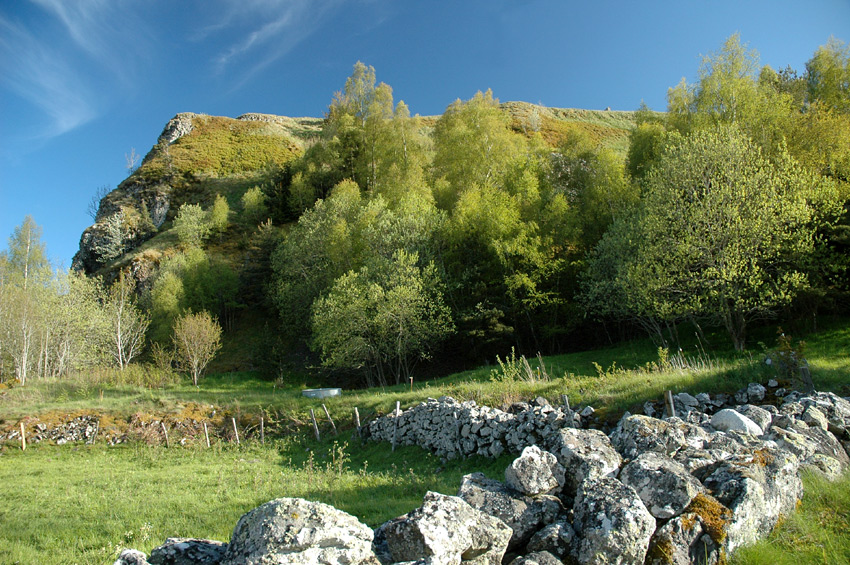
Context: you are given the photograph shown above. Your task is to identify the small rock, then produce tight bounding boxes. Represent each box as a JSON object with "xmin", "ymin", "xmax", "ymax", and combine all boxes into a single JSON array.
[
  {"xmin": 580, "ymin": 405, "xmax": 595, "ymax": 417},
  {"xmin": 509, "ymin": 551, "xmax": 562, "ymax": 565},
  {"xmin": 801, "ymin": 405, "xmax": 829, "ymax": 431},
  {"xmin": 747, "ymin": 383, "xmax": 766, "ymax": 402},
  {"xmin": 675, "ymin": 392, "xmax": 699, "ymax": 407},
  {"xmin": 504, "ymin": 445, "xmax": 565, "ymax": 496},
  {"xmin": 114, "ymin": 550, "xmax": 151, "ymax": 565},
  {"xmin": 768, "ymin": 379, "xmax": 779, "ymax": 388},
  {"xmin": 710, "ymin": 409, "xmax": 763, "ymax": 436},
  {"xmin": 149, "ymin": 538, "xmax": 227, "ymax": 565},
  {"xmin": 526, "ymin": 522, "xmax": 574, "ymax": 558}
]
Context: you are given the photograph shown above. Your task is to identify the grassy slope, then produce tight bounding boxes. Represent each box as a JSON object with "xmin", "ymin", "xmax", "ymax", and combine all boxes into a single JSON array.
[{"xmin": 0, "ymin": 319, "xmax": 848, "ymax": 564}]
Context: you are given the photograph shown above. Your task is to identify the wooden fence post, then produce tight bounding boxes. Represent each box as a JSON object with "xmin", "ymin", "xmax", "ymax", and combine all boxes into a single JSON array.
[
  {"xmin": 232, "ymin": 417, "xmax": 240, "ymax": 445},
  {"xmin": 310, "ymin": 409, "xmax": 321, "ymax": 441},
  {"xmin": 322, "ymin": 404, "xmax": 337, "ymax": 436},
  {"xmin": 391, "ymin": 401, "xmax": 401, "ymax": 452},
  {"xmin": 260, "ymin": 417, "xmax": 265, "ymax": 445},
  {"xmin": 203, "ymin": 422, "xmax": 210, "ymax": 448},
  {"xmin": 664, "ymin": 390, "xmax": 676, "ymax": 419},
  {"xmin": 20, "ymin": 422, "xmax": 26, "ymax": 451},
  {"xmin": 353, "ymin": 407, "xmax": 362, "ymax": 441},
  {"xmin": 561, "ymin": 394, "xmax": 574, "ymax": 427},
  {"xmin": 161, "ymin": 422, "xmax": 169, "ymax": 448}
]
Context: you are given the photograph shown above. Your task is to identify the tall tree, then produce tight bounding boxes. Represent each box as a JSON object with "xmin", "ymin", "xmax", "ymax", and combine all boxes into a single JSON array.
[
  {"xmin": 585, "ymin": 127, "xmax": 842, "ymax": 351},
  {"xmin": 105, "ymin": 273, "xmax": 150, "ymax": 370}
]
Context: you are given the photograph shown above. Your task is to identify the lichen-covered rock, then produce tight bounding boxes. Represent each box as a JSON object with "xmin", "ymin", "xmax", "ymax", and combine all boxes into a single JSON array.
[
  {"xmin": 698, "ymin": 447, "xmax": 801, "ymax": 553},
  {"xmin": 508, "ymin": 551, "xmax": 562, "ymax": 565},
  {"xmin": 571, "ymin": 477, "xmax": 656, "ymax": 565},
  {"xmin": 801, "ymin": 453, "xmax": 844, "ymax": 480},
  {"xmin": 736, "ymin": 405, "xmax": 772, "ymax": 432},
  {"xmin": 457, "ymin": 473, "xmax": 562, "ymax": 550},
  {"xmin": 525, "ymin": 522, "xmax": 574, "ymax": 559},
  {"xmin": 796, "ymin": 392, "xmax": 850, "ymax": 434},
  {"xmin": 747, "ymin": 383, "xmax": 766, "ymax": 403},
  {"xmin": 384, "ymin": 491, "xmax": 512, "ymax": 565},
  {"xmin": 619, "ymin": 452, "xmax": 704, "ymax": 519},
  {"xmin": 646, "ymin": 510, "xmax": 723, "ymax": 565},
  {"xmin": 801, "ymin": 405, "xmax": 829, "ymax": 431},
  {"xmin": 149, "ymin": 538, "xmax": 226, "ymax": 565},
  {"xmin": 710, "ymin": 409, "xmax": 763, "ymax": 436},
  {"xmin": 504, "ymin": 445, "xmax": 565, "ymax": 496},
  {"xmin": 114, "ymin": 549, "xmax": 151, "ymax": 565},
  {"xmin": 550, "ymin": 428, "xmax": 622, "ymax": 498},
  {"xmin": 222, "ymin": 498, "xmax": 378, "ymax": 565},
  {"xmin": 609, "ymin": 415, "xmax": 709, "ymax": 460}
]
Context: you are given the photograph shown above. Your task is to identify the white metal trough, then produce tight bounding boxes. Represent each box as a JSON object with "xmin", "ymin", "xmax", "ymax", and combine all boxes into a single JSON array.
[{"xmin": 301, "ymin": 388, "xmax": 342, "ymax": 399}]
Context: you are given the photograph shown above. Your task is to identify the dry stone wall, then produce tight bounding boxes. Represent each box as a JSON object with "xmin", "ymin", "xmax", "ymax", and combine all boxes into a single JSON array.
[{"xmin": 116, "ymin": 385, "xmax": 850, "ymax": 565}]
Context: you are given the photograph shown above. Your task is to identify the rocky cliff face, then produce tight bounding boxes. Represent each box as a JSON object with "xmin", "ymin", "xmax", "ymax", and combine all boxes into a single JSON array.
[{"xmin": 71, "ymin": 112, "xmax": 319, "ymax": 281}]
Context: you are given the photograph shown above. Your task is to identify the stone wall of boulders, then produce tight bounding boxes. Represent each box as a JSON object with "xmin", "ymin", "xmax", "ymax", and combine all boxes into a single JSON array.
[{"xmin": 116, "ymin": 385, "xmax": 850, "ymax": 565}]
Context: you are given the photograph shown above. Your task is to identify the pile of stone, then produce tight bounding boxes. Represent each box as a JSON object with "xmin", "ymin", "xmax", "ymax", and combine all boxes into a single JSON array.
[
  {"xmin": 116, "ymin": 387, "xmax": 850, "ymax": 565},
  {"xmin": 1, "ymin": 415, "xmax": 101, "ymax": 445},
  {"xmin": 364, "ymin": 396, "xmax": 588, "ymax": 460}
]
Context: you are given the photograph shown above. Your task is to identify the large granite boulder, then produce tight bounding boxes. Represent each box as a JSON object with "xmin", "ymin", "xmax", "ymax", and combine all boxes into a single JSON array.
[
  {"xmin": 457, "ymin": 473, "xmax": 562, "ymax": 550},
  {"xmin": 149, "ymin": 538, "xmax": 226, "ymax": 565},
  {"xmin": 620, "ymin": 451, "xmax": 704, "ymax": 519},
  {"xmin": 383, "ymin": 491, "xmax": 512, "ymax": 565},
  {"xmin": 550, "ymin": 428, "xmax": 622, "ymax": 498},
  {"xmin": 571, "ymin": 477, "xmax": 656, "ymax": 565},
  {"xmin": 698, "ymin": 446, "xmax": 801, "ymax": 553},
  {"xmin": 504, "ymin": 445, "xmax": 565, "ymax": 496},
  {"xmin": 222, "ymin": 498, "xmax": 379, "ymax": 564}
]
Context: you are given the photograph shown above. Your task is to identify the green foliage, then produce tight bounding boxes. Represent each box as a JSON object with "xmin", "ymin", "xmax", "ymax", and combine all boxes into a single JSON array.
[
  {"xmin": 172, "ymin": 310, "xmax": 222, "ymax": 386},
  {"xmin": 137, "ymin": 115, "xmax": 303, "ymax": 179},
  {"xmin": 240, "ymin": 186, "xmax": 269, "ymax": 227},
  {"xmin": 587, "ymin": 126, "xmax": 842, "ymax": 351},
  {"xmin": 432, "ymin": 89, "xmax": 524, "ymax": 206},
  {"xmin": 173, "ymin": 203, "xmax": 211, "ymax": 248},
  {"xmin": 311, "ymin": 250, "xmax": 453, "ymax": 386},
  {"xmin": 806, "ymin": 37, "xmax": 850, "ymax": 114},
  {"xmin": 95, "ymin": 211, "xmax": 130, "ymax": 263},
  {"xmin": 148, "ymin": 248, "xmax": 239, "ymax": 343},
  {"xmin": 208, "ymin": 194, "xmax": 230, "ymax": 237}
]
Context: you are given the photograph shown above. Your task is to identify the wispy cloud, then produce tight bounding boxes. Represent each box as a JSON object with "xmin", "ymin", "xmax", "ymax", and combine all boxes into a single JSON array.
[
  {"xmin": 0, "ymin": 15, "xmax": 96, "ymax": 139},
  {"xmin": 0, "ymin": 1, "xmax": 151, "ymax": 141},
  {"xmin": 204, "ymin": 0, "xmax": 346, "ymax": 90}
]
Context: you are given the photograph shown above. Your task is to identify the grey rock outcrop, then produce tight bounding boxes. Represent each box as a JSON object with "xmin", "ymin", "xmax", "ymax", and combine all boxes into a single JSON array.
[
  {"xmin": 620, "ymin": 452, "xmax": 704, "ymax": 519},
  {"xmin": 504, "ymin": 445, "xmax": 565, "ymax": 496},
  {"xmin": 383, "ymin": 491, "xmax": 512, "ymax": 565},
  {"xmin": 222, "ymin": 498, "xmax": 379, "ymax": 564},
  {"xmin": 571, "ymin": 477, "xmax": 656, "ymax": 565},
  {"xmin": 457, "ymin": 473, "xmax": 562, "ymax": 550}
]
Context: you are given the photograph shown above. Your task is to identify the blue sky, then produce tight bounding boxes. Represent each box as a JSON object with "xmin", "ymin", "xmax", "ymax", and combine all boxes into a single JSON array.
[{"xmin": 1, "ymin": 0, "xmax": 848, "ymax": 266}]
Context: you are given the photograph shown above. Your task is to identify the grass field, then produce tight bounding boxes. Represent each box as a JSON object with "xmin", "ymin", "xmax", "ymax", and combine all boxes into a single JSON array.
[{"xmin": 0, "ymin": 318, "xmax": 848, "ymax": 564}]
